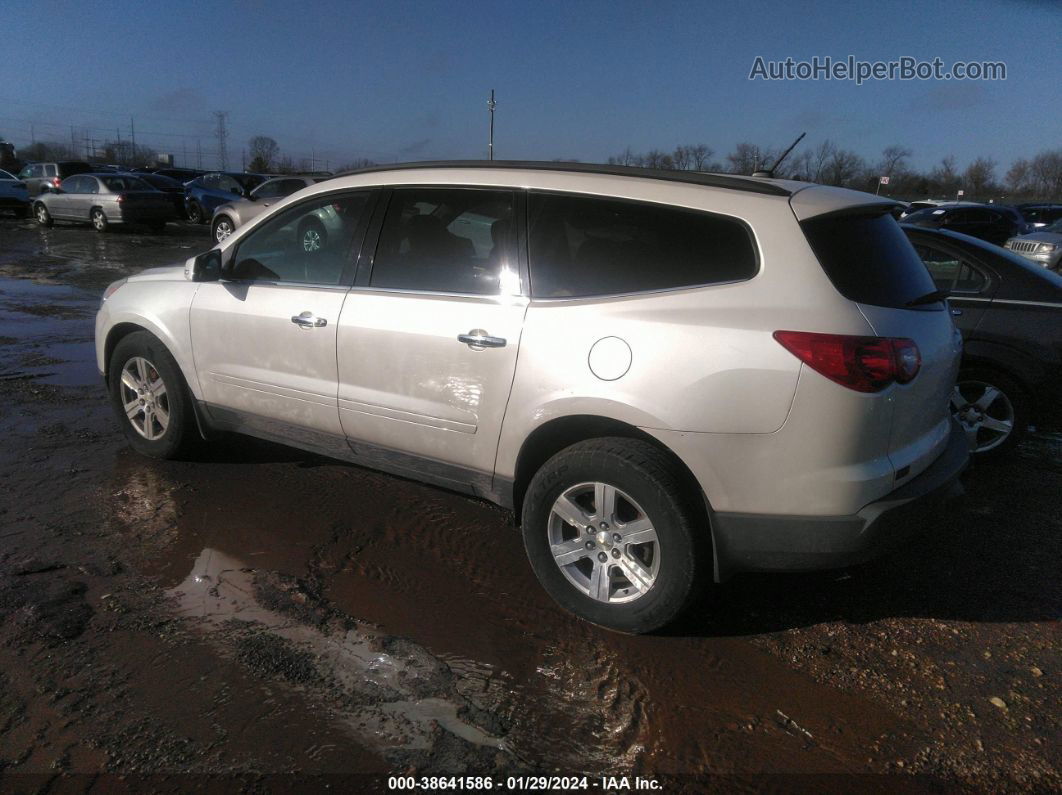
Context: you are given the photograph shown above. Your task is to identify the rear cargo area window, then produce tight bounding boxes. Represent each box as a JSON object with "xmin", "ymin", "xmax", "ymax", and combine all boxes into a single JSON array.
[
  {"xmin": 801, "ymin": 211, "xmax": 938, "ymax": 309},
  {"xmin": 528, "ymin": 193, "xmax": 757, "ymax": 298}
]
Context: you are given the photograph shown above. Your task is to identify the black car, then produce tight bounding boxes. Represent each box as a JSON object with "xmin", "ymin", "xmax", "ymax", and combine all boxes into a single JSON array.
[
  {"xmin": 137, "ymin": 167, "xmax": 204, "ymax": 184},
  {"xmin": 136, "ymin": 172, "xmax": 188, "ymax": 219},
  {"xmin": 1016, "ymin": 203, "xmax": 1062, "ymax": 229},
  {"xmin": 902, "ymin": 224, "xmax": 1062, "ymax": 456},
  {"xmin": 903, "ymin": 204, "xmax": 1028, "ymax": 247}
]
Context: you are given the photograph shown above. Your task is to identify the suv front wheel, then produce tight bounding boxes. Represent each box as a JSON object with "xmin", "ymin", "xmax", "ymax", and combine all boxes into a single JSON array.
[
  {"xmin": 108, "ymin": 331, "xmax": 199, "ymax": 459},
  {"xmin": 521, "ymin": 438, "xmax": 706, "ymax": 634}
]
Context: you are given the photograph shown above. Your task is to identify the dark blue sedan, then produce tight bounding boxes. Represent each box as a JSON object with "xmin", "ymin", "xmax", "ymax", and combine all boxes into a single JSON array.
[{"xmin": 184, "ymin": 172, "xmax": 269, "ymax": 224}]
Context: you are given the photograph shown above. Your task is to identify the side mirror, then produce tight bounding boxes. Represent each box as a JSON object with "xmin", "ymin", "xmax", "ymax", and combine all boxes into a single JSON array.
[{"xmin": 186, "ymin": 249, "xmax": 222, "ymax": 282}]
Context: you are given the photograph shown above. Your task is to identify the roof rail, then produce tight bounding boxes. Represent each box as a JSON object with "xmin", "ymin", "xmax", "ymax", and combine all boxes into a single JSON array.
[{"xmin": 335, "ymin": 159, "xmax": 793, "ymax": 197}]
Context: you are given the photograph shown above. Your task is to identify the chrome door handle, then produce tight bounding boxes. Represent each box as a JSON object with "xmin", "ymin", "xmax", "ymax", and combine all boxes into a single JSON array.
[
  {"xmin": 458, "ymin": 329, "xmax": 506, "ymax": 350},
  {"xmin": 951, "ymin": 309, "xmax": 963, "ymax": 316},
  {"xmin": 291, "ymin": 311, "xmax": 327, "ymax": 328}
]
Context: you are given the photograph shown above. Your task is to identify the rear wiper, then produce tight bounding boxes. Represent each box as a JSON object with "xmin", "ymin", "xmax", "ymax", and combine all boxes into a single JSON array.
[{"xmin": 906, "ymin": 289, "xmax": 949, "ymax": 307}]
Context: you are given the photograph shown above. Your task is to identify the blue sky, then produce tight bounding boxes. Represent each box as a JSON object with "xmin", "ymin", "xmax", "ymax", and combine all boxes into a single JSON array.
[{"xmin": 2, "ymin": 0, "xmax": 1058, "ymax": 172}]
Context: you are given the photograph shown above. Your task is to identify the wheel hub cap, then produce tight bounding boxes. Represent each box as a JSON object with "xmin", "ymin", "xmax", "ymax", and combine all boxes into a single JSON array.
[{"xmin": 119, "ymin": 356, "xmax": 170, "ymax": 441}]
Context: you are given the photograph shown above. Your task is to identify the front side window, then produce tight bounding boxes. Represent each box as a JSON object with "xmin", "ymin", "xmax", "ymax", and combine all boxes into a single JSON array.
[
  {"xmin": 230, "ymin": 191, "xmax": 371, "ymax": 285},
  {"xmin": 251, "ymin": 180, "xmax": 283, "ymax": 199},
  {"xmin": 528, "ymin": 192, "xmax": 757, "ymax": 298},
  {"xmin": 369, "ymin": 188, "xmax": 517, "ymax": 295}
]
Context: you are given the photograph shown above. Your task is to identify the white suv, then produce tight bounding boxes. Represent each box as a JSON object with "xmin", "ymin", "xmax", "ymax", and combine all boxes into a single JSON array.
[{"xmin": 95, "ymin": 162, "xmax": 968, "ymax": 633}]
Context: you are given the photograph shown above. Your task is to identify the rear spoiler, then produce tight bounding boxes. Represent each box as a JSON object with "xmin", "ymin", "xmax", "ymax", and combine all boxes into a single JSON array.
[{"xmin": 789, "ymin": 184, "xmax": 900, "ymax": 222}]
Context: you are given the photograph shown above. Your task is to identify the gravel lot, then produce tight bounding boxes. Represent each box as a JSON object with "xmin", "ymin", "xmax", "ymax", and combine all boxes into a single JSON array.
[{"xmin": 0, "ymin": 215, "xmax": 1058, "ymax": 790}]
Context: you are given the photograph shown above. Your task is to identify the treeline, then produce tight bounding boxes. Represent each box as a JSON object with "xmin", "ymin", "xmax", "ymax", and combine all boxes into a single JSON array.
[{"xmin": 607, "ymin": 141, "xmax": 1062, "ymax": 202}]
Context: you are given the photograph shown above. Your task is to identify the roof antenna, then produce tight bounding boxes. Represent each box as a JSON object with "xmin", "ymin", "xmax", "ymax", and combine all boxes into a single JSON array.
[{"xmin": 752, "ymin": 132, "xmax": 805, "ymax": 178}]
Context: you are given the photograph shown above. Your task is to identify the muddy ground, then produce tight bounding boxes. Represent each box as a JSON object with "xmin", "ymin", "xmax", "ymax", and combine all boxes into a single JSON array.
[{"xmin": 0, "ymin": 214, "xmax": 1058, "ymax": 791}]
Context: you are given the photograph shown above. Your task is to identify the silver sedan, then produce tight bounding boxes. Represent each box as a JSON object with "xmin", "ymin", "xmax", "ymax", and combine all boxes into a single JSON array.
[
  {"xmin": 211, "ymin": 175, "xmax": 330, "ymax": 243},
  {"xmin": 34, "ymin": 173, "xmax": 176, "ymax": 232}
]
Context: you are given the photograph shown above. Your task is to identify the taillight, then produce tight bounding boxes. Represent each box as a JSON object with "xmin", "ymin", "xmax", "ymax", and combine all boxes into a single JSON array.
[
  {"xmin": 773, "ymin": 331, "xmax": 921, "ymax": 393},
  {"xmin": 116, "ymin": 194, "xmax": 126, "ymax": 204},
  {"xmin": 51, "ymin": 177, "xmax": 61, "ymax": 187}
]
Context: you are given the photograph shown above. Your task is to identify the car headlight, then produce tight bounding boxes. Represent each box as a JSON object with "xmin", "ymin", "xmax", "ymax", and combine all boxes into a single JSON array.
[
  {"xmin": 101, "ymin": 278, "xmax": 127, "ymax": 307},
  {"xmin": 1037, "ymin": 243, "xmax": 1057, "ymax": 253}
]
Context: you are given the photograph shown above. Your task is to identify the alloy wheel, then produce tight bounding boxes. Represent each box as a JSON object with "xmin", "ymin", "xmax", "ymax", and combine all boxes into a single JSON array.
[
  {"xmin": 952, "ymin": 380, "xmax": 1015, "ymax": 453},
  {"xmin": 119, "ymin": 356, "xmax": 170, "ymax": 441},
  {"xmin": 547, "ymin": 482, "xmax": 660, "ymax": 604}
]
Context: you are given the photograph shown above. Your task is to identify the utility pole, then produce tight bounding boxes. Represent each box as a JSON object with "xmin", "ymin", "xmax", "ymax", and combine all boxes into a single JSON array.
[
  {"xmin": 130, "ymin": 116, "xmax": 136, "ymax": 157},
  {"xmin": 487, "ymin": 89, "xmax": 496, "ymax": 161},
  {"xmin": 241, "ymin": 149, "xmax": 245, "ymax": 171},
  {"xmin": 182, "ymin": 141, "xmax": 188, "ymax": 169},
  {"xmin": 30, "ymin": 123, "xmax": 35, "ymax": 144},
  {"xmin": 196, "ymin": 139, "xmax": 202, "ymax": 170},
  {"xmin": 70, "ymin": 125, "xmax": 76, "ymax": 154},
  {"xmin": 214, "ymin": 111, "xmax": 228, "ymax": 170}
]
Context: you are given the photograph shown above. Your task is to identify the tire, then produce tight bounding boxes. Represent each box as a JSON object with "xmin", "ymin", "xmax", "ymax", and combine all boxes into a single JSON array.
[
  {"xmin": 212, "ymin": 215, "xmax": 235, "ymax": 243},
  {"xmin": 91, "ymin": 208, "xmax": 109, "ymax": 232},
  {"xmin": 34, "ymin": 202, "xmax": 53, "ymax": 227},
  {"xmin": 186, "ymin": 201, "xmax": 205, "ymax": 225},
  {"xmin": 521, "ymin": 437, "xmax": 706, "ymax": 634},
  {"xmin": 952, "ymin": 367, "xmax": 1028, "ymax": 458},
  {"xmin": 108, "ymin": 331, "xmax": 199, "ymax": 460},
  {"xmin": 298, "ymin": 218, "xmax": 327, "ymax": 253}
]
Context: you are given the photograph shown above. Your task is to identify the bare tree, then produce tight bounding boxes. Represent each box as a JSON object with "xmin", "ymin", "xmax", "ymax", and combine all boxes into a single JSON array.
[
  {"xmin": 248, "ymin": 136, "xmax": 279, "ymax": 172},
  {"xmin": 1006, "ymin": 158, "xmax": 1031, "ymax": 194},
  {"xmin": 878, "ymin": 145, "xmax": 913, "ymax": 178},
  {"xmin": 963, "ymin": 157, "xmax": 997, "ymax": 199},
  {"xmin": 809, "ymin": 140, "xmax": 837, "ymax": 183},
  {"xmin": 335, "ymin": 157, "xmax": 376, "ymax": 173},
  {"xmin": 687, "ymin": 144, "xmax": 713, "ymax": 171},
  {"xmin": 823, "ymin": 148, "xmax": 865, "ymax": 187},
  {"xmin": 726, "ymin": 143, "xmax": 769, "ymax": 175},
  {"xmin": 929, "ymin": 156, "xmax": 960, "ymax": 196},
  {"xmin": 1029, "ymin": 149, "xmax": 1062, "ymax": 197}
]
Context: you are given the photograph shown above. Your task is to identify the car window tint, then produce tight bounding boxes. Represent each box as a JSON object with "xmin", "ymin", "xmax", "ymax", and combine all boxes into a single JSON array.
[
  {"xmin": 252, "ymin": 180, "xmax": 281, "ymax": 199},
  {"xmin": 44, "ymin": 165, "xmax": 57, "ymax": 177},
  {"xmin": 279, "ymin": 179, "xmax": 307, "ymax": 196},
  {"xmin": 216, "ymin": 175, "xmax": 242, "ymax": 193},
  {"xmin": 528, "ymin": 192, "xmax": 756, "ymax": 298},
  {"xmin": 913, "ymin": 242, "xmax": 987, "ymax": 294},
  {"xmin": 101, "ymin": 177, "xmax": 151, "ymax": 192},
  {"xmin": 231, "ymin": 192, "xmax": 371, "ymax": 285},
  {"xmin": 370, "ymin": 188, "xmax": 517, "ymax": 296},
  {"xmin": 61, "ymin": 176, "xmax": 83, "ymax": 193}
]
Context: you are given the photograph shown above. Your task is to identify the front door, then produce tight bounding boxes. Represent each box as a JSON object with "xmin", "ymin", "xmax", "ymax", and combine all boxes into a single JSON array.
[
  {"xmin": 190, "ymin": 190, "xmax": 375, "ymax": 441},
  {"xmin": 336, "ymin": 186, "xmax": 526, "ymax": 486}
]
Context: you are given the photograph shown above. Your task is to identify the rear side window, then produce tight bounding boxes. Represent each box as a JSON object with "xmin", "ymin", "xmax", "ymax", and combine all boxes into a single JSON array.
[
  {"xmin": 527, "ymin": 193, "xmax": 757, "ymax": 298},
  {"xmin": 801, "ymin": 211, "xmax": 938, "ymax": 309}
]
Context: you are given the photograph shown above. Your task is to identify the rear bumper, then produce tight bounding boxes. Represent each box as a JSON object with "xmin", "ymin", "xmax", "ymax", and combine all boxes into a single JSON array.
[{"xmin": 711, "ymin": 418, "xmax": 969, "ymax": 577}]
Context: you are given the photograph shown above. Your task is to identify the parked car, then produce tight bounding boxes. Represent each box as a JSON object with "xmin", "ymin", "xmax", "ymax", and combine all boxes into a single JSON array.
[
  {"xmin": 136, "ymin": 173, "xmax": 188, "ymax": 219},
  {"xmin": 899, "ymin": 198, "xmax": 956, "ymax": 218},
  {"xmin": 211, "ymin": 175, "xmax": 331, "ymax": 242},
  {"xmin": 184, "ymin": 172, "xmax": 269, "ymax": 224},
  {"xmin": 1015, "ymin": 203, "xmax": 1062, "ymax": 229},
  {"xmin": 0, "ymin": 168, "xmax": 29, "ymax": 216},
  {"xmin": 34, "ymin": 173, "xmax": 176, "ymax": 232},
  {"xmin": 95, "ymin": 161, "xmax": 967, "ymax": 633},
  {"xmin": 901, "ymin": 203, "xmax": 1029, "ymax": 246},
  {"xmin": 903, "ymin": 224, "xmax": 1062, "ymax": 455},
  {"xmin": 138, "ymin": 167, "xmax": 205, "ymax": 184},
  {"xmin": 16, "ymin": 161, "xmax": 93, "ymax": 198},
  {"xmin": 1004, "ymin": 218, "xmax": 1062, "ymax": 272}
]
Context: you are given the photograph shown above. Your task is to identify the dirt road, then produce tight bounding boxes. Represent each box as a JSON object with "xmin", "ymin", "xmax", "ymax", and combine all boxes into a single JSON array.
[{"xmin": 0, "ymin": 216, "xmax": 1058, "ymax": 790}]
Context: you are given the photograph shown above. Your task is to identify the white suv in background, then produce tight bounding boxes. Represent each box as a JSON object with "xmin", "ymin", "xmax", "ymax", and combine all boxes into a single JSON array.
[{"xmin": 95, "ymin": 162, "xmax": 967, "ymax": 633}]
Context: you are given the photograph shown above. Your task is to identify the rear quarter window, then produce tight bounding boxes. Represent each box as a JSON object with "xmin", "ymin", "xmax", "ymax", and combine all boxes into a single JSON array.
[
  {"xmin": 528, "ymin": 192, "xmax": 757, "ymax": 298},
  {"xmin": 801, "ymin": 211, "xmax": 939, "ymax": 309}
]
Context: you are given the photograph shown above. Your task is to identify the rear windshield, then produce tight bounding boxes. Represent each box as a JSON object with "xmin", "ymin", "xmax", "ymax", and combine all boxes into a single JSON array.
[
  {"xmin": 801, "ymin": 210, "xmax": 939, "ymax": 309},
  {"xmin": 102, "ymin": 176, "xmax": 153, "ymax": 192}
]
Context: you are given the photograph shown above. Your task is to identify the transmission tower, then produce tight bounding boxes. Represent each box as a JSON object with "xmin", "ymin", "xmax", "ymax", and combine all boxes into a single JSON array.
[{"xmin": 214, "ymin": 111, "xmax": 229, "ymax": 170}]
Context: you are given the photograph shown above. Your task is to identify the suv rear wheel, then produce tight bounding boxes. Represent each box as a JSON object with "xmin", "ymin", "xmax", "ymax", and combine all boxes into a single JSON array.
[{"xmin": 521, "ymin": 437, "xmax": 705, "ymax": 634}]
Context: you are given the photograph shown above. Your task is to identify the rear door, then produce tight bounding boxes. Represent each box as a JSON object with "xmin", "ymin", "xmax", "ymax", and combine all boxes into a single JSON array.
[
  {"xmin": 335, "ymin": 186, "xmax": 527, "ymax": 487},
  {"xmin": 190, "ymin": 190, "xmax": 375, "ymax": 439},
  {"xmin": 910, "ymin": 235, "xmax": 995, "ymax": 334}
]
